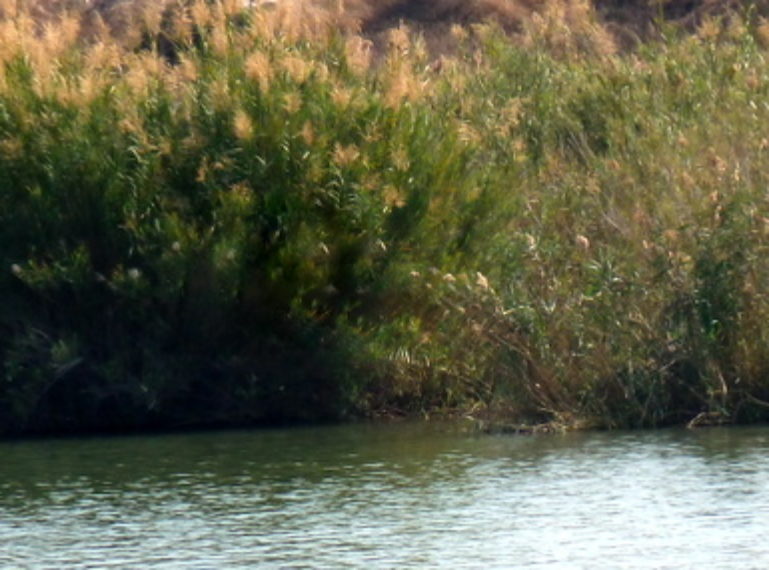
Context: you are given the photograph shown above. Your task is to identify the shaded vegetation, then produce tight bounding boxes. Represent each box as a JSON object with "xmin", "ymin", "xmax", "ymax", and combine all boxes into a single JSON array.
[{"xmin": 3, "ymin": 0, "xmax": 769, "ymax": 434}]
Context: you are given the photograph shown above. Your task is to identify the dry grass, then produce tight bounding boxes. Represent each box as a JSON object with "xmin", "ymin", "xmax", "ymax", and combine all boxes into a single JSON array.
[{"xmin": 9, "ymin": 0, "xmax": 759, "ymax": 58}]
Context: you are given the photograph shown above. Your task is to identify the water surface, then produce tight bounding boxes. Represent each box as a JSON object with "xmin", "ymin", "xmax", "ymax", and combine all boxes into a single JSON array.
[{"xmin": 2, "ymin": 422, "xmax": 769, "ymax": 568}]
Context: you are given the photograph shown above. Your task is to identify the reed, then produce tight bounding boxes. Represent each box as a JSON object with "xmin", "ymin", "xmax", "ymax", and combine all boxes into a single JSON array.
[{"xmin": 2, "ymin": 0, "xmax": 769, "ymax": 433}]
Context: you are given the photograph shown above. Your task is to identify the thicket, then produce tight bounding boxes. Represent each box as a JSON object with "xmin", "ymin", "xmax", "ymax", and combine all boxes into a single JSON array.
[{"xmin": 3, "ymin": 0, "xmax": 769, "ymax": 434}]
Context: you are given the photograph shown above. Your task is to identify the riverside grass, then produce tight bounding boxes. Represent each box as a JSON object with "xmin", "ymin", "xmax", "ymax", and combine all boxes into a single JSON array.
[{"xmin": 3, "ymin": 1, "xmax": 769, "ymax": 434}]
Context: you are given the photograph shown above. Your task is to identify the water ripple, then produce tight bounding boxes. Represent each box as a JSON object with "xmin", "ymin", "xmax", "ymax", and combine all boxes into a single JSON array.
[{"xmin": 2, "ymin": 425, "xmax": 769, "ymax": 568}]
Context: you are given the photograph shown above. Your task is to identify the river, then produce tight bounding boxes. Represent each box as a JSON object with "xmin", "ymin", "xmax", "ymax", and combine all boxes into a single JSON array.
[{"xmin": 2, "ymin": 422, "xmax": 769, "ymax": 568}]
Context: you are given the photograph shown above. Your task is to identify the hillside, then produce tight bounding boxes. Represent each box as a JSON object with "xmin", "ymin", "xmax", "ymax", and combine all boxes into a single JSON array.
[{"xmin": 10, "ymin": 0, "xmax": 762, "ymax": 53}]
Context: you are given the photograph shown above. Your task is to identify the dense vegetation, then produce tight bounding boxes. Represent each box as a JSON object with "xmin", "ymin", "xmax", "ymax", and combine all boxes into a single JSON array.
[{"xmin": 3, "ymin": 0, "xmax": 769, "ymax": 434}]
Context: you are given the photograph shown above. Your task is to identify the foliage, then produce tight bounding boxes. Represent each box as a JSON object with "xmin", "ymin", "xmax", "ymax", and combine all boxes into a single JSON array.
[{"xmin": 3, "ymin": 1, "xmax": 769, "ymax": 433}]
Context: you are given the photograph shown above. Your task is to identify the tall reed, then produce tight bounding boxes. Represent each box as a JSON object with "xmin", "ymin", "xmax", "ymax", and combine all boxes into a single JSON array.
[{"xmin": 2, "ymin": 0, "xmax": 769, "ymax": 433}]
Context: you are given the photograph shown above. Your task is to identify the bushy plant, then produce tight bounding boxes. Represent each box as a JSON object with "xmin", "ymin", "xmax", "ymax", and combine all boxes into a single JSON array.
[{"xmin": 4, "ymin": 0, "xmax": 769, "ymax": 434}]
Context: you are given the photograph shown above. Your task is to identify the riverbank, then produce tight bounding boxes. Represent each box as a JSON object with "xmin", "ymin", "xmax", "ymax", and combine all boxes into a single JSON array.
[{"xmin": 4, "ymin": 1, "xmax": 769, "ymax": 436}]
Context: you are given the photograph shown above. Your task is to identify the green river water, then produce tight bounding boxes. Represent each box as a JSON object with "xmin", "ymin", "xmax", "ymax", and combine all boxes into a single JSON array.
[{"xmin": 2, "ymin": 422, "xmax": 769, "ymax": 568}]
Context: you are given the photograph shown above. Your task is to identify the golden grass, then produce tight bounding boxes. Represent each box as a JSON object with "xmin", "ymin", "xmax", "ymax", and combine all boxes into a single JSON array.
[{"xmin": 5, "ymin": 0, "xmax": 745, "ymax": 60}]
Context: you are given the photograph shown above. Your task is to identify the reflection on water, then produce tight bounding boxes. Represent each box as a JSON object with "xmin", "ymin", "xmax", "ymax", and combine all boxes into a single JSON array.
[{"xmin": 2, "ymin": 423, "xmax": 769, "ymax": 568}]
